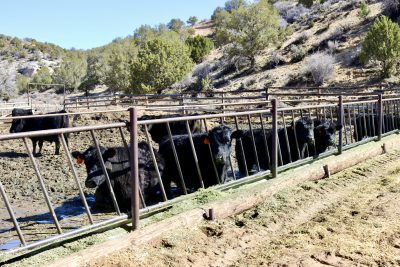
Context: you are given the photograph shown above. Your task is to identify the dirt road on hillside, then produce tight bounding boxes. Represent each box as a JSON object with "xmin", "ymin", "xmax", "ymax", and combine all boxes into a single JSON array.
[{"xmin": 86, "ymin": 150, "xmax": 400, "ymax": 267}]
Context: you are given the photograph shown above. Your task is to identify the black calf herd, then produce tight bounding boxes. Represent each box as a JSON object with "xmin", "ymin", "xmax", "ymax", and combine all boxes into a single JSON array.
[{"xmin": 8, "ymin": 108, "xmax": 398, "ymax": 212}]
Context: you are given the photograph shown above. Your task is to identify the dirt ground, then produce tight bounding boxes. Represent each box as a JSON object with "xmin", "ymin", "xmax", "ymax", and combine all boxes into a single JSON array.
[
  {"xmin": 86, "ymin": 149, "xmax": 400, "ymax": 267},
  {"xmin": 0, "ymin": 108, "xmax": 250, "ymax": 248}
]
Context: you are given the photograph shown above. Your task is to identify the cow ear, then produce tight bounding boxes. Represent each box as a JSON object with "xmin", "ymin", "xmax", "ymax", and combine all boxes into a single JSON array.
[
  {"xmin": 336, "ymin": 124, "xmax": 343, "ymax": 131},
  {"xmin": 103, "ymin": 148, "xmax": 117, "ymax": 160},
  {"xmin": 231, "ymin": 130, "xmax": 243, "ymax": 139}
]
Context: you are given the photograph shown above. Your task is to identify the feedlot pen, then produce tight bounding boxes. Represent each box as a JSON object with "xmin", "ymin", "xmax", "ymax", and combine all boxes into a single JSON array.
[{"xmin": 0, "ymin": 91, "xmax": 400, "ymax": 263}]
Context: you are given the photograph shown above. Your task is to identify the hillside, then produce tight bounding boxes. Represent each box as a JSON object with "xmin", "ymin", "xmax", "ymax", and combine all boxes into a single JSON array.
[
  {"xmin": 0, "ymin": 0, "xmax": 394, "ymax": 102},
  {"xmin": 178, "ymin": 0, "xmax": 387, "ymax": 95}
]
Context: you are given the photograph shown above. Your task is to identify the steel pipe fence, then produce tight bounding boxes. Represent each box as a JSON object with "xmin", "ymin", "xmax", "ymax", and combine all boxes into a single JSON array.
[{"xmin": 0, "ymin": 94, "xmax": 399, "ymax": 260}]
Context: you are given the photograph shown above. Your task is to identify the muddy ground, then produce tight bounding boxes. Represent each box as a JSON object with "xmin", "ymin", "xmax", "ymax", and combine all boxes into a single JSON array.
[
  {"xmin": 86, "ymin": 149, "xmax": 400, "ymax": 267},
  {"xmin": 0, "ymin": 108, "xmax": 257, "ymax": 248}
]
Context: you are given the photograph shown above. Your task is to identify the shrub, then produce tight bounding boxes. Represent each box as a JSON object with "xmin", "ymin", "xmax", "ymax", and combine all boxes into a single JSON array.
[
  {"xmin": 185, "ymin": 36, "xmax": 214, "ymax": 63},
  {"xmin": 16, "ymin": 75, "xmax": 31, "ymax": 94},
  {"xmin": 358, "ymin": 1, "xmax": 370, "ymax": 19},
  {"xmin": 32, "ymin": 67, "xmax": 53, "ymax": 90},
  {"xmin": 290, "ymin": 45, "xmax": 306, "ymax": 63},
  {"xmin": 274, "ymin": 2, "xmax": 310, "ymax": 23},
  {"xmin": 327, "ymin": 40, "xmax": 339, "ymax": 54},
  {"xmin": 359, "ymin": 16, "xmax": 400, "ymax": 78},
  {"xmin": 305, "ymin": 52, "xmax": 335, "ymax": 85},
  {"xmin": 131, "ymin": 38, "xmax": 193, "ymax": 93}
]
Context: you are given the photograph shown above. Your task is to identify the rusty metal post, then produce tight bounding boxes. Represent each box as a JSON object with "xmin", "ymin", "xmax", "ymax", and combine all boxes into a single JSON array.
[
  {"xmin": 338, "ymin": 96, "xmax": 344, "ymax": 154},
  {"xmin": 23, "ymin": 137, "xmax": 63, "ymax": 234},
  {"xmin": 59, "ymin": 134, "xmax": 94, "ymax": 224},
  {"xmin": 129, "ymin": 107, "xmax": 140, "ymax": 230},
  {"xmin": 0, "ymin": 180, "xmax": 26, "ymax": 246},
  {"xmin": 271, "ymin": 99, "xmax": 278, "ymax": 178},
  {"xmin": 378, "ymin": 94, "xmax": 383, "ymax": 140}
]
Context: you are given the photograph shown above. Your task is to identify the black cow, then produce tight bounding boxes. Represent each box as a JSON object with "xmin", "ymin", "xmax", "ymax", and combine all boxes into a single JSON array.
[
  {"xmin": 354, "ymin": 114, "xmax": 400, "ymax": 141},
  {"xmin": 139, "ymin": 114, "xmax": 201, "ymax": 143},
  {"xmin": 236, "ymin": 117, "xmax": 315, "ymax": 176},
  {"xmin": 10, "ymin": 108, "xmax": 70, "ymax": 156},
  {"xmin": 159, "ymin": 124, "xmax": 243, "ymax": 196},
  {"xmin": 313, "ymin": 119, "xmax": 343, "ymax": 155},
  {"xmin": 72, "ymin": 142, "xmax": 164, "ymax": 212}
]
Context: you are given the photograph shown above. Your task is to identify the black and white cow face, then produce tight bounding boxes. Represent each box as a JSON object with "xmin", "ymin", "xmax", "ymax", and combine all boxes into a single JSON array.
[
  {"xmin": 72, "ymin": 146, "xmax": 116, "ymax": 188},
  {"xmin": 9, "ymin": 108, "xmax": 33, "ymax": 133},
  {"xmin": 202, "ymin": 125, "xmax": 243, "ymax": 165}
]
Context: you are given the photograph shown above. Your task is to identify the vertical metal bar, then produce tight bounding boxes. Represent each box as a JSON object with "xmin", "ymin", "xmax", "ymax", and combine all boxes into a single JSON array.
[
  {"xmin": 362, "ymin": 105, "xmax": 367, "ymax": 138},
  {"xmin": 23, "ymin": 137, "xmax": 63, "ymax": 234},
  {"xmin": 272, "ymin": 99, "xmax": 278, "ymax": 178},
  {"xmin": 0, "ymin": 180, "xmax": 26, "ymax": 246},
  {"xmin": 118, "ymin": 127, "xmax": 146, "ymax": 208},
  {"xmin": 166, "ymin": 123, "xmax": 188, "ymax": 194},
  {"xmin": 228, "ymin": 156, "xmax": 236, "ymax": 180},
  {"xmin": 202, "ymin": 119, "xmax": 221, "ymax": 183},
  {"xmin": 347, "ymin": 106, "xmax": 354, "ymax": 144},
  {"xmin": 259, "ymin": 114, "xmax": 271, "ymax": 170},
  {"xmin": 143, "ymin": 125, "xmax": 168, "ymax": 201},
  {"xmin": 369, "ymin": 103, "xmax": 376, "ymax": 137},
  {"xmin": 90, "ymin": 130, "xmax": 121, "ymax": 216},
  {"xmin": 185, "ymin": 121, "xmax": 204, "ymax": 188},
  {"xmin": 234, "ymin": 116, "xmax": 249, "ymax": 177},
  {"xmin": 338, "ymin": 96, "xmax": 344, "ymax": 154},
  {"xmin": 281, "ymin": 111, "xmax": 292, "ymax": 163},
  {"xmin": 353, "ymin": 106, "xmax": 359, "ymax": 142},
  {"xmin": 59, "ymin": 134, "xmax": 94, "ymax": 224},
  {"xmin": 390, "ymin": 101, "xmax": 395, "ymax": 131},
  {"xmin": 342, "ymin": 107, "xmax": 349, "ymax": 145},
  {"xmin": 378, "ymin": 94, "xmax": 383, "ymax": 140},
  {"xmin": 129, "ymin": 107, "xmax": 139, "ymax": 230},
  {"xmin": 291, "ymin": 111, "xmax": 301, "ymax": 159},
  {"xmin": 247, "ymin": 114, "xmax": 260, "ymax": 172}
]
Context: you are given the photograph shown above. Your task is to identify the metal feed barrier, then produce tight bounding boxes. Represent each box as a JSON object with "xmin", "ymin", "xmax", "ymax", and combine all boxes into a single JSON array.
[
  {"xmin": 63, "ymin": 85, "xmax": 393, "ymax": 111},
  {"xmin": 0, "ymin": 93, "xmax": 398, "ymax": 261}
]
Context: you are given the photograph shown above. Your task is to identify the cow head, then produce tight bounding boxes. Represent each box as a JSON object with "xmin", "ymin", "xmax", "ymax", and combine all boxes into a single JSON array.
[
  {"xmin": 292, "ymin": 117, "xmax": 315, "ymax": 146},
  {"xmin": 202, "ymin": 125, "xmax": 243, "ymax": 166},
  {"xmin": 72, "ymin": 146, "xmax": 117, "ymax": 188},
  {"xmin": 9, "ymin": 108, "xmax": 33, "ymax": 133},
  {"xmin": 314, "ymin": 119, "xmax": 343, "ymax": 150}
]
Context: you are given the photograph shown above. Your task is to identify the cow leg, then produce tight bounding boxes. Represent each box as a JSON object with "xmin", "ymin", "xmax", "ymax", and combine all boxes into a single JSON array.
[
  {"xmin": 32, "ymin": 140, "xmax": 37, "ymax": 155},
  {"xmin": 37, "ymin": 140, "xmax": 44, "ymax": 156},
  {"xmin": 55, "ymin": 141, "xmax": 60, "ymax": 155}
]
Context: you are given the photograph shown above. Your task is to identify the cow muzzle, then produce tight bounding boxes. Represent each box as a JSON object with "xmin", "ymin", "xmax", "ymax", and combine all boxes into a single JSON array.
[
  {"xmin": 85, "ymin": 176, "xmax": 103, "ymax": 188},
  {"xmin": 214, "ymin": 155, "xmax": 226, "ymax": 165}
]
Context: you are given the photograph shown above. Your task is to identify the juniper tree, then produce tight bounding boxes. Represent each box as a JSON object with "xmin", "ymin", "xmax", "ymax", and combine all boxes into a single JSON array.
[{"xmin": 360, "ymin": 16, "xmax": 400, "ymax": 78}]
